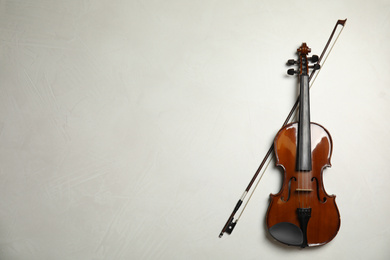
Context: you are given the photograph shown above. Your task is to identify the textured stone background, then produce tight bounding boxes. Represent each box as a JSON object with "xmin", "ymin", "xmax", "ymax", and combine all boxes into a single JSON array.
[{"xmin": 0, "ymin": 0, "xmax": 389, "ymax": 259}]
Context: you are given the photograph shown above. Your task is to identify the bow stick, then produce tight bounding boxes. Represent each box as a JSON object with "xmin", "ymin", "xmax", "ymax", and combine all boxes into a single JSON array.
[{"xmin": 219, "ymin": 19, "xmax": 347, "ymax": 238}]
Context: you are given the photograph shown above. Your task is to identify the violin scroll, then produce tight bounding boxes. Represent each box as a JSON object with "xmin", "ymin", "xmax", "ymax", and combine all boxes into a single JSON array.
[{"xmin": 287, "ymin": 43, "xmax": 320, "ymax": 76}]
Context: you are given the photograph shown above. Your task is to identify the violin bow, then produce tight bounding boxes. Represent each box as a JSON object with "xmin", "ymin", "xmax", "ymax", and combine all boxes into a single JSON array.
[{"xmin": 219, "ymin": 19, "xmax": 347, "ymax": 238}]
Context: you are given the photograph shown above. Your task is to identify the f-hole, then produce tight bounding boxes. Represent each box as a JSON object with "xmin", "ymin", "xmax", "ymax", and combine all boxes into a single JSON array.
[
  {"xmin": 311, "ymin": 177, "xmax": 327, "ymax": 203},
  {"xmin": 281, "ymin": 177, "xmax": 296, "ymax": 202}
]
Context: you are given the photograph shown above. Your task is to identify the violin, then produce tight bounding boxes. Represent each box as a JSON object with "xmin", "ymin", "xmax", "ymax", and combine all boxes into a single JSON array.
[
  {"xmin": 266, "ymin": 43, "xmax": 340, "ymax": 247},
  {"xmin": 219, "ymin": 19, "xmax": 347, "ymax": 248}
]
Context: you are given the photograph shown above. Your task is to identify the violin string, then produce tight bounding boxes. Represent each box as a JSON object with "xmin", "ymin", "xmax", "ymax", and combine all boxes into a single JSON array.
[{"xmin": 233, "ymin": 23, "xmax": 345, "ymax": 223}]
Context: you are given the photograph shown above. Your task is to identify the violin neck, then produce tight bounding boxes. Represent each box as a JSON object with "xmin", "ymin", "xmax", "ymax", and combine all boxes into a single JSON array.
[{"xmin": 296, "ymin": 74, "xmax": 312, "ymax": 171}]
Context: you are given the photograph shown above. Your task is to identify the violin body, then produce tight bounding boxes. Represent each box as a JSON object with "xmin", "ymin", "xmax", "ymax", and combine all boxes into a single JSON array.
[
  {"xmin": 266, "ymin": 43, "xmax": 340, "ymax": 247},
  {"xmin": 266, "ymin": 122, "xmax": 340, "ymax": 247}
]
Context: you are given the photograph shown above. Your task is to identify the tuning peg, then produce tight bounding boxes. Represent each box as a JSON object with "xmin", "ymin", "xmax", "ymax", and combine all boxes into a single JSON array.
[
  {"xmin": 287, "ymin": 59, "xmax": 297, "ymax": 65},
  {"xmin": 309, "ymin": 64, "xmax": 321, "ymax": 70},
  {"xmin": 309, "ymin": 55, "xmax": 319, "ymax": 63},
  {"xmin": 287, "ymin": 69, "xmax": 297, "ymax": 75}
]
